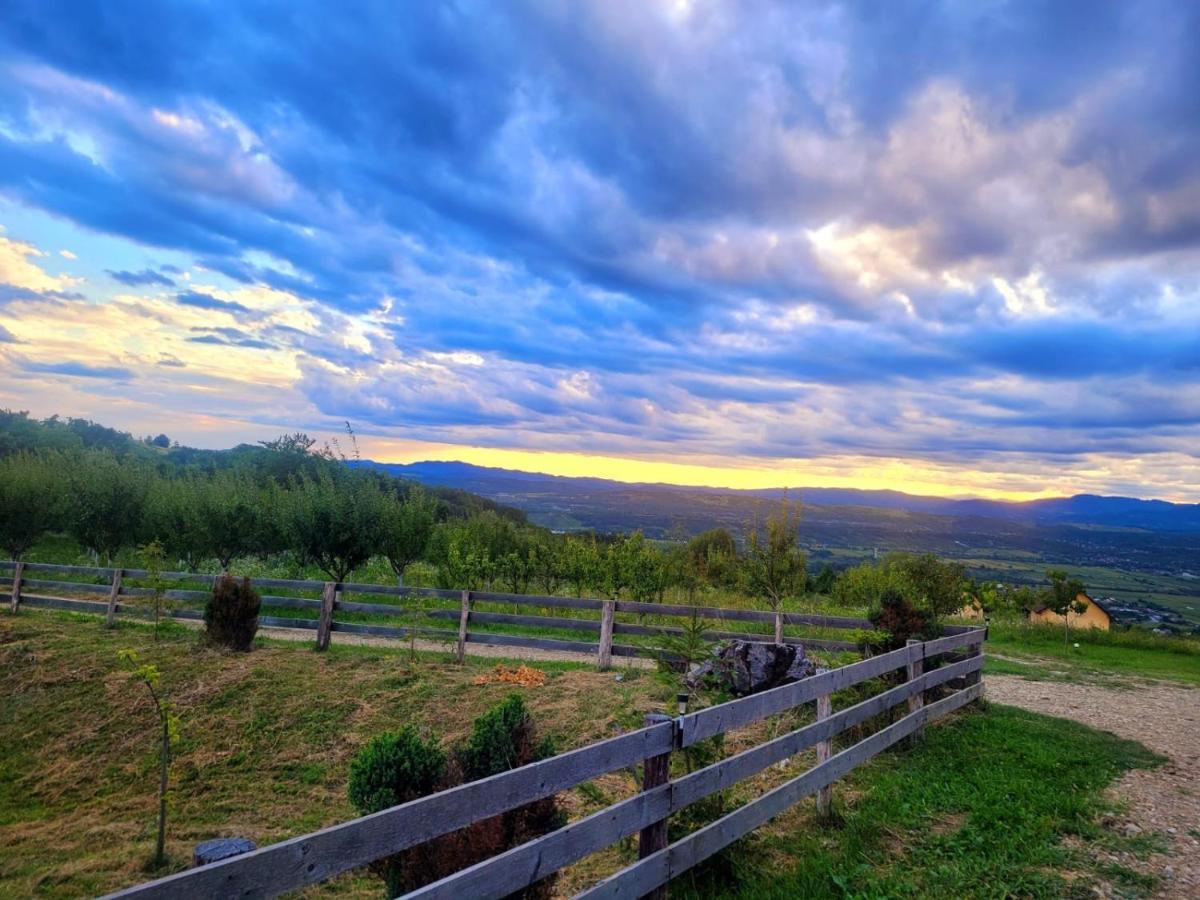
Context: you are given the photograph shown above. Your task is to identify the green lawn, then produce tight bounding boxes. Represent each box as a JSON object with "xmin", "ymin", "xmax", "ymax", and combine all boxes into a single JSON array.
[
  {"xmin": 984, "ymin": 621, "xmax": 1200, "ymax": 685},
  {"xmin": 699, "ymin": 705, "xmax": 1164, "ymax": 899}
]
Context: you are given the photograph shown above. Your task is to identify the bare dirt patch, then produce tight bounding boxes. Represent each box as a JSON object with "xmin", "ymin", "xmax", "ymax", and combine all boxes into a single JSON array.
[{"xmin": 986, "ymin": 674, "xmax": 1200, "ymax": 898}]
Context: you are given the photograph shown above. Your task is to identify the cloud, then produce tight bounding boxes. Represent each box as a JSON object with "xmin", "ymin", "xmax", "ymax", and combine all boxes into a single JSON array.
[
  {"xmin": 0, "ymin": 2, "xmax": 1198, "ymax": 498},
  {"xmin": 0, "ymin": 323, "xmax": 18, "ymax": 342},
  {"xmin": 22, "ymin": 359, "xmax": 134, "ymax": 380},
  {"xmin": 175, "ymin": 290, "xmax": 250, "ymax": 314},
  {"xmin": 108, "ymin": 267, "xmax": 175, "ymax": 287}
]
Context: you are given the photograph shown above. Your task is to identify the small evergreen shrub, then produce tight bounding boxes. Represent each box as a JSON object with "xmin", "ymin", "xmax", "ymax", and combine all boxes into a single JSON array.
[
  {"xmin": 348, "ymin": 727, "xmax": 448, "ymax": 814},
  {"xmin": 204, "ymin": 575, "xmax": 261, "ymax": 651},
  {"xmin": 459, "ymin": 694, "xmax": 556, "ymax": 780},
  {"xmin": 347, "ymin": 695, "xmax": 563, "ymax": 898}
]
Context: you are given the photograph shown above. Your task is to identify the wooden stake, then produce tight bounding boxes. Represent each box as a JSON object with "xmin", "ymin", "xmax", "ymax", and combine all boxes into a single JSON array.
[
  {"xmin": 9, "ymin": 560, "xmax": 24, "ymax": 613},
  {"xmin": 773, "ymin": 610, "xmax": 784, "ymax": 643},
  {"xmin": 456, "ymin": 590, "xmax": 471, "ymax": 664},
  {"xmin": 638, "ymin": 712, "xmax": 673, "ymax": 900},
  {"xmin": 906, "ymin": 638, "xmax": 924, "ymax": 743},
  {"xmin": 598, "ymin": 599, "xmax": 616, "ymax": 670},
  {"xmin": 816, "ymin": 692, "xmax": 833, "ymax": 819},
  {"xmin": 105, "ymin": 567, "xmax": 121, "ymax": 627},
  {"xmin": 316, "ymin": 582, "xmax": 336, "ymax": 651}
]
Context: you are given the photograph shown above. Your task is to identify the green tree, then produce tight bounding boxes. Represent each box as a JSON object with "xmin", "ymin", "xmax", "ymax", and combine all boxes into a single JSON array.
[
  {"xmin": 1044, "ymin": 569, "xmax": 1088, "ymax": 650},
  {"xmin": 144, "ymin": 475, "xmax": 206, "ymax": 571},
  {"xmin": 195, "ymin": 471, "xmax": 265, "ymax": 571},
  {"xmin": 280, "ymin": 470, "xmax": 386, "ymax": 582},
  {"xmin": 0, "ymin": 452, "xmax": 64, "ymax": 560},
  {"xmin": 66, "ymin": 451, "xmax": 150, "ymax": 563},
  {"xmin": 743, "ymin": 501, "xmax": 807, "ymax": 612},
  {"xmin": 379, "ymin": 489, "xmax": 438, "ymax": 584},
  {"xmin": 559, "ymin": 535, "xmax": 602, "ymax": 597},
  {"xmin": 117, "ymin": 649, "xmax": 179, "ymax": 869}
]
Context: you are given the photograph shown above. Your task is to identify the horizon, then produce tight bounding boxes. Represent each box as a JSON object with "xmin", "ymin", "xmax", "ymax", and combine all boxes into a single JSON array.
[{"xmin": 2, "ymin": 4, "xmax": 1199, "ymax": 503}]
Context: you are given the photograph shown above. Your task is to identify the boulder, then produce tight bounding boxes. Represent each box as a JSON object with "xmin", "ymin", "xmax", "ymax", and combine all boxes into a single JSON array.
[
  {"xmin": 193, "ymin": 836, "xmax": 256, "ymax": 867},
  {"xmin": 686, "ymin": 640, "xmax": 817, "ymax": 696}
]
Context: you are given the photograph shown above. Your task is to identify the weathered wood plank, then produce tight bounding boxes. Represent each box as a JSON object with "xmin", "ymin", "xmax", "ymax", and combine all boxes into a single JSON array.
[
  {"xmin": 577, "ymin": 683, "xmax": 983, "ymax": 899},
  {"xmin": 471, "ymin": 590, "xmax": 606, "ymax": 611},
  {"xmin": 101, "ymin": 721, "xmax": 677, "ymax": 900},
  {"xmin": 437, "ymin": 609, "xmax": 601, "ymax": 632},
  {"xmin": 257, "ymin": 595, "xmax": 324, "ymax": 610},
  {"xmin": 331, "ymin": 621, "xmax": 457, "ymax": 641},
  {"xmin": 613, "ymin": 600, "xmax": 870, "ymax": 629},
  {"xmin": 610, "ymin": 622, "xmax": 858, "ymax": 652},
  {"xmin": 258, "ymin": 615, "xmax": 318, "ymax": 630},
  {"xmin": 336, "ymin": 580, "xmax": 460, "ymax": 599},
  {"xmin": 18, "ymin": 577, "xmax": 110, "ymax": 594},
  {"xmin": 921, "ymin": 628, "xmax": 985, "ymax": 657},
  {"xmin": 679, "ymin": 643, "xmax": 917, "ymax": 746}
]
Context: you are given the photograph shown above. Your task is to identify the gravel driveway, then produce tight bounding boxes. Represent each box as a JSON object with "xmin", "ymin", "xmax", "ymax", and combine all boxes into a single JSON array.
[{"xmin": 986, "ymin": 674, "xmax": 1200, "ymax": 898}]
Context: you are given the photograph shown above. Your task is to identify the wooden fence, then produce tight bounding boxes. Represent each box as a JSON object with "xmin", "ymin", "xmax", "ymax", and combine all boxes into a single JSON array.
[
  {"xmin": 0, "ymin": 559, "xmax": 972, "ymax": 668},
  {"xmin": 94, "ymin": 627, "xmax": 985, "ymax": 899}
]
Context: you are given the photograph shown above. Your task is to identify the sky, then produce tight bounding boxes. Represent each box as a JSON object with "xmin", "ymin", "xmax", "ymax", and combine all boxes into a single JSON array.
[{"xmin": 0, "ymin": 1, "xmax": 1198, "ymax": 502}]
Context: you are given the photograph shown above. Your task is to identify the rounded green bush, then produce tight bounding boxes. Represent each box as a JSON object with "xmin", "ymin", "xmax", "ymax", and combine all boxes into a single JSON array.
[{"xmin": 348, "ymin": 727, "xmax": 447, "ymax": 815}]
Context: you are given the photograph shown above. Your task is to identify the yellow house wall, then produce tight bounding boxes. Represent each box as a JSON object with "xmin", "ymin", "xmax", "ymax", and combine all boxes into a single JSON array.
[{"xmin": 1027, "ymin": 593, "xmax": 1111, "ymax": 631}]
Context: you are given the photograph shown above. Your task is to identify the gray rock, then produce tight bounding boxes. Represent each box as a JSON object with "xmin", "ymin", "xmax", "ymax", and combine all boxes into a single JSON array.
[
  {"xmin": 194, "ymin": 837, "xmax": 257, "ymax": 867},
  {"xmin": 686, "ymin": 640, "xmax": 817, "ymax": 696}
]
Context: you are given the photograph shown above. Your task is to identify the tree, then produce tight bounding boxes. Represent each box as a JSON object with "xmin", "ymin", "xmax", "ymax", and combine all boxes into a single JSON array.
[
  {"xmin": 743, "ymin": 501, "xmax": 807, "ymax": 611},
  {"xmin": 0, "ymin": 452, "xmax": 64, "ymax": 559},
  {"xmin": 379, "ymin": 489, "xmax": 438, "ymax": 584},
  {"xmin": 1044, "ymin": 569, "xmax": 1088, "ymax": 651},
  {"xmin": 279, "ymin": 470, "xmax": 386, "ymax": 582},
  {"xmin": 144, "ymin": 475, "xmax": 206, "ymax": 571},
  {"xmin": 66, "ymin": 451, "xmax": 149, "ymax": 563},
  {"xmin": 117, "ymin": 649, "xmax": 179, "ymax": 869},
  {"xmin": 887, "ymin": 552, "xmax": 969, "ymax": 625},
  {"xmin": 811, "ymin": 563, "xmax": 838, "ymax": 595},
  {"xmin": 528, "ymin": 541, "xmax": 562, "ymax": 595},
  {"xmin": 195, "ymin": 471, "xmax": 265, "ymax": 571},
  {"xmin": 150, "ymin": 433, "xmax": 170, "ymax": 448},
  {"xmin": 559, "ymin": 535, "xmax": 601, "ymax": 597}
]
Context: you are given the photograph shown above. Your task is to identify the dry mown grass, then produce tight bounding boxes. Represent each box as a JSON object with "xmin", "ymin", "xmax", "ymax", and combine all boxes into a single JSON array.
[{"xmin": 0, "ymin": 610, "xmax": 675, "ymax": 897}]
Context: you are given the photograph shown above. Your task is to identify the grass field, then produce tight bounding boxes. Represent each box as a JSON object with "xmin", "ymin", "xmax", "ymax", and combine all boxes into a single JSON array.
[
  {"xmin": 0, "ymin": 608, "xmax": 1170, "ymax": 899},
  {"xmin": 983, "ymin": 620, "xmax": 1200, "ymax": 686}
]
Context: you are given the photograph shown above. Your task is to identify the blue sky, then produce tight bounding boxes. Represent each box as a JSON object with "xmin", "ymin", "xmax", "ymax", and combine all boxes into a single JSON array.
[{"xmin": 0, "ymin": 1, "xmax": 1198, "ymax": 500}]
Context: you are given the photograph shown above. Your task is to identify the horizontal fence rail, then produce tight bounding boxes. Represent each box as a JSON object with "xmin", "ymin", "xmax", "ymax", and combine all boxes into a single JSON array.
[
  {"xmin": 100, "ymin": 627, "xmax": 986, "ymax": 899},
  {"xmin": 0, "ymin": 558, "xmax": 961, "ymax": 666}
]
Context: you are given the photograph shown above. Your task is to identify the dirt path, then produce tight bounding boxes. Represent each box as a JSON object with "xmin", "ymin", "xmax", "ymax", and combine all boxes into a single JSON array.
[
  {"xmin": 253, "ymin": 622, "xmax": 658, "ymax": 668},
  {"xmin": 986, "ymin": 674, "xmax": 1200, "ymax": 898}
]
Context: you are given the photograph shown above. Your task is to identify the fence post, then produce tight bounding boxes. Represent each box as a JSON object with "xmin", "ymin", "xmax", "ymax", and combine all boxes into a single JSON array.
[
  {"xmin": 773, "ymin": 610, "xmax": 784, "ymax": 644},
  {"xmin": 597, "ymin": 599, "xmax": 616, "ymax": 671},
  {"xmin": 638, "ymin": 712, "xmax": 673, "ymax": 899},
  {"xmin": 906, "ymin": 638, "xmax": 924, "ymax": 743},
  {"xmin": 456, "ymin": 590, "xmax": 471, "ymax": 664},
  {"xmin": 9, "ymin": 560, "xmax": 23, "ymax": 613},
  {"xmin": 964, "ymin": 629, "xmax": 983, "ymax": 689},
  {"xmin": 816, "ymin": 692, "xmax": 833, "ymax": 820},
  {"xmin": 105, "ymin": 567, "xmax": 121, "ymax": 627},
  {"xmin": 316, "ymin": 582, "xmax": 336, "ymax": 651}
]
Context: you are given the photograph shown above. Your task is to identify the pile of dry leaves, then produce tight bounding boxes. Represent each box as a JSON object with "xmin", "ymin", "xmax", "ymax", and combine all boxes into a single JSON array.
[{"xmin": 472, "ymin": 664, "xmax": 547, "ymax": 688}]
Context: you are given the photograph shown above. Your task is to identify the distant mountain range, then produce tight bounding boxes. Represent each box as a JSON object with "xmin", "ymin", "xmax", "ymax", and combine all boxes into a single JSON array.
[{"xmin": 355, "ymin": 460, "xmax": 1200, "ymax": 534}]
